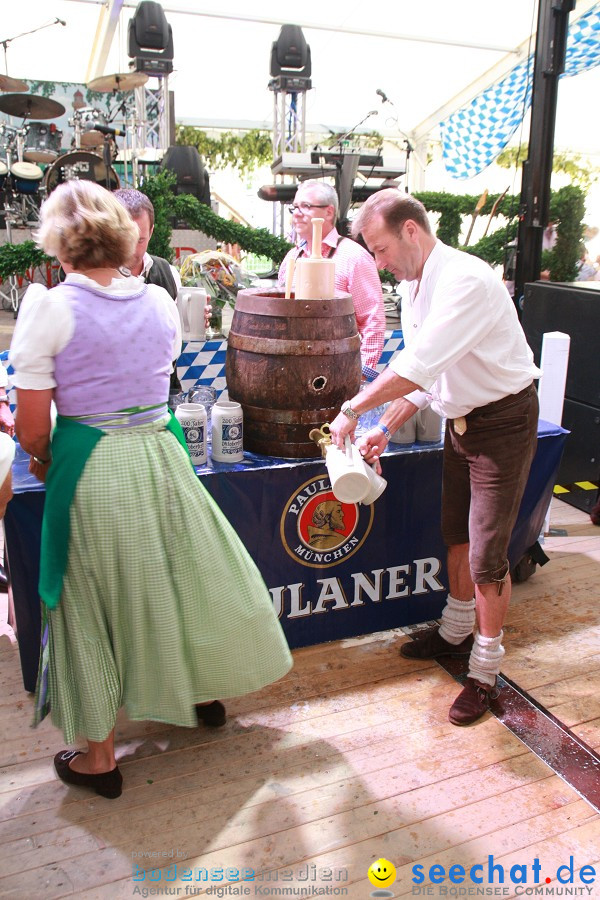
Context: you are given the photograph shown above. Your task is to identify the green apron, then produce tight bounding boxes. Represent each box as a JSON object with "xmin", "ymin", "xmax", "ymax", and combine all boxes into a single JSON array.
[{"xmin": 39, "ymin": 409, "xmax": 191, "ymax": 610}]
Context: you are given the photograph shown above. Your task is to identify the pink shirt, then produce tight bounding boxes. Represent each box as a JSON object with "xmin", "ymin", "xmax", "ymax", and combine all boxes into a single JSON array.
[{"xmin": 278, "ymin": 228, "xmax": 385, "ymax": 377}]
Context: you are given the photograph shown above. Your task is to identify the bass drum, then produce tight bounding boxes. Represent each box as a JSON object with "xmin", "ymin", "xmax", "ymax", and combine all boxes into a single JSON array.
[{"xmin": 43, "ymin": 151, "xmax": 120, "ymax": 194}]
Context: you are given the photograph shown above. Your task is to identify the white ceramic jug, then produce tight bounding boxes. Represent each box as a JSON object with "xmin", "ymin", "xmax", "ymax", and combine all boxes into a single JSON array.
[
  {"xmin": 325, "ymin": 436, "xmax": 371, "ymax": 503},
  {"xmin": 175, "ymin": 402, "xmax": 208, "ymax": 465},
  {"xmin": 360, "ymin": 459, "xmax": 387, "ymax": 505},
  {"xmin": 177, "ymin": 286, "xmax": 207, "ymax": 341},
  {"xmin": 324, "ymin": 436, "xmax": 387, "ymax": 505},
  {"xmin": 211, "ymin": 400, "xmax": 244, "ymax": 463}
]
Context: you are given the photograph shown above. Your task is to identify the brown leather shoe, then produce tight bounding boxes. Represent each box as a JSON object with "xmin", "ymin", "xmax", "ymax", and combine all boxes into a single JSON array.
[
  {"xmin": 448, "ymin": 677, "xmax": 500, "ymax": 726},
  {"xmin": 400, "ymin": 625, "xmax": 474, "ymax": 659}
]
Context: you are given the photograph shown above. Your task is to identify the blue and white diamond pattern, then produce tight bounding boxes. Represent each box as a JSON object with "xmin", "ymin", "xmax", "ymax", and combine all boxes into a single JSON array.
[
  {"xmin": 176, "ymin": 330, "xmax": 404, "ymax": 395},
  {"xmin": 2, "ymin": 331, "xmax": 405, "ymax": 412},
  {"xmin": 442, "ymin": 4, "xmax": 600, "ymax": 180}
]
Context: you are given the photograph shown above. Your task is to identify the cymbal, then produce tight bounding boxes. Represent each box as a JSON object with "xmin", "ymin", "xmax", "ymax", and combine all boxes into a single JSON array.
[
  {"xmin": 0, "ymin": 93, "xmax": 66, "ymax": 119},
  {"xmin": 0, "ymin": 74, "xmax": 28, "ymax": 93},
  {"xmin": 87, "ymin": 72, "xmax": 148, "ymax": 93}
]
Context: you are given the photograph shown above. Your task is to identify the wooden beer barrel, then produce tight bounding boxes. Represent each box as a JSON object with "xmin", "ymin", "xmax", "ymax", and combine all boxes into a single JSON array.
[{"xmin": 226, "ymin": 288, "xmax": 362, "ymax": 458}]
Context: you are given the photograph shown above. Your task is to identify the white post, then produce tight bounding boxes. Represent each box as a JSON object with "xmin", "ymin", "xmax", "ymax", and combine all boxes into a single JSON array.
[{"xmin": 538, "ymin": 331, "xmax": 570, "ymax": 534}]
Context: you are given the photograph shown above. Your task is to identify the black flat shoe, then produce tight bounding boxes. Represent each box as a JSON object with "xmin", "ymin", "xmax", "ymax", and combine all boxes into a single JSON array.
[
  {"xmin": 195, "ymin": 700, "xmax": 226, "ymax": 727},
  {"xmin": 54, "ymin": 750, "xmax": 123, "ymax": 799}
]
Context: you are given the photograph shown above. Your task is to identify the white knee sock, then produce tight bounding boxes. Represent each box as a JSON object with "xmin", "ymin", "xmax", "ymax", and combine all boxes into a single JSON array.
[
  {"xmin": 468, "ymin": 631, "xmax": 505, "ymax": 687},
  {"xmin": 438, "ymin": 594, "xmax": 476, "ymax": 644}
]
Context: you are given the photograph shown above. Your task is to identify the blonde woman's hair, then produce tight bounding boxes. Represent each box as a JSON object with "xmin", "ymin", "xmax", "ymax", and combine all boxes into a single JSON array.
[{"xmin": 34, "ymin": 181, "xmax": 139, "ymax": 270}]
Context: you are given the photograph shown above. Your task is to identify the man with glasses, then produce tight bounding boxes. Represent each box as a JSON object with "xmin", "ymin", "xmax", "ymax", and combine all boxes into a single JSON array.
[{"xmin": 278, "ymin": 180, "xmax": 385, "ymax": 381}]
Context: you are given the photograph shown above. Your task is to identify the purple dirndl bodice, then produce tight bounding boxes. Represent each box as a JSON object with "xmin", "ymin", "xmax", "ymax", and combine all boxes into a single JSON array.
[{"xmin": 52, "ymin": 281, "xmax": 176, "ymax": 416}]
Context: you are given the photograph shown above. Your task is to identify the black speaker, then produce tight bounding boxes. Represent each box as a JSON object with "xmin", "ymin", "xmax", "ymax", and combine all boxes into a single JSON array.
[
  {"xmin": 558, "ymin": 399, "xmax": 600, "ymax": 512},
  {"xmin": 160, "ymin": 146, "xmax": 210, "ymax": 207},
  {"xmin": 560, "ymin": 399, "xmax": 600, "ymax": 482},
  {"xmin": 522, "ymin": 281, "xmax": 600, "ymax": 512},
  {"xmin": 522, "ymin": 281, "xmax": 600, "ymax": 408}
]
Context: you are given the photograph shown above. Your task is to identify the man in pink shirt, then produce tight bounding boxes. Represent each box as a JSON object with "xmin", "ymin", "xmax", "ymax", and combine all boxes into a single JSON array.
[{"xmin": 278, "ymin": 180, "xmax": 386, "ymax": 381}]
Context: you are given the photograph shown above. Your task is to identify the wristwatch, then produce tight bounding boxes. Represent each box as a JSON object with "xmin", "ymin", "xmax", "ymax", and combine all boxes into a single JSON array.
[{"xmin": 341, "ymin": 401, "xmax": 360, "ymax": 420}]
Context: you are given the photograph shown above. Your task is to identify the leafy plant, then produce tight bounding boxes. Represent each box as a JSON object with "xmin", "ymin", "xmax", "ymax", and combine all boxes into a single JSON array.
[
  {"xmin": 0, "ymin": 241, "xmax": 49, "ymax": 281},
  {"xmin": 497, "ymin": 145, "xmax": 599, "ymax": 194},
  {"xmin": 0, "ymin": 178, "xmax": 585, "ymax": 288},
  {"xmin": 547, "ymin": 185, "xmax": 585, "ymax": 282},
  {"xmin": 139, "ymin": 170, "xmax": 178, "ymax": 262},
  {"xmin": 140, "ymin": 171, "xmax": 292, "ymax": 264},
  {"xmin": 176, "ymin": 127, "xmax": 273, "ymax": 175}
]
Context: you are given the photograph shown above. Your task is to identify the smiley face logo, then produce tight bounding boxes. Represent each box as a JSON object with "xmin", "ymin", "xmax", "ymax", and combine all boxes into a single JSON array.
[{"xmin": 368, "ymin": 858, "xmax": 396, "ymax": 889}]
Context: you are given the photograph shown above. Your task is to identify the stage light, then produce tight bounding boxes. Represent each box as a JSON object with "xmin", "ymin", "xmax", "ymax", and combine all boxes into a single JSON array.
[
  {"xmin": 268, "ymin": 24, "xmax": 312, "ymax": 92},
  {"xmin": 128, "ymin": 1, "xmax": 174, "ymax": 76}
]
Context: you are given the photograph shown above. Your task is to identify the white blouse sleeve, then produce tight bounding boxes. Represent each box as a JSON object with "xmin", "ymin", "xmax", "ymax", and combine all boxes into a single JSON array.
[{"xmin": 9, "ymin": 284, "xmax": 75, "ymax": 390}]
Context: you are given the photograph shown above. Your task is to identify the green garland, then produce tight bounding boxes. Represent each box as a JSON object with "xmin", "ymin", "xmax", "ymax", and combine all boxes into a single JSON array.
[
  {"xmin": 176, "ymin": 127, "xmax": 273, "ymax": 176},
  {"xmin": 141, "ymin": 171, "xmax": 293, "ymax": 264},
  {"xmin": 0, "ymin": 178, "xmax": 584, "ymax": 282},
  {"xmin": 0, "ymin": 241, "xmax": 50, "ymax": 281},
  {"xmin": 175, "ymin": 126, "xmax": 384, "ymax": 175},
  {"xmin": 547, "ymin": 185, "xmax": 584, "ymax": 282}
]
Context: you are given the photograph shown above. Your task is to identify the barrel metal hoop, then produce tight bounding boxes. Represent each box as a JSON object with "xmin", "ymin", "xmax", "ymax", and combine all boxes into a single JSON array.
[
  {"xmin": 233, "ymin": 292, "xmax": 354, "ymax": 317},
  {"xmin": 227, "ymin": 334, "xmax": 361, "ymax": 355},
  {"xmin": 229, "ymin": 402, "xmax": 340, "ymax": 424}
]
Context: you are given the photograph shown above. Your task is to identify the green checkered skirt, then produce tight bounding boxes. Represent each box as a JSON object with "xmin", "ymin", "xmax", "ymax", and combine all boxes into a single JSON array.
[{"xmin": 37, "ymin": 418, "xmax": 292, "ymax": 744}]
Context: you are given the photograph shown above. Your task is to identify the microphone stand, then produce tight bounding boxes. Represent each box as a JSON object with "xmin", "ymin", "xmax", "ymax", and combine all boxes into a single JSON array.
[
  {"xmin": 404, "ymin": 138, "xmax": 412, "ymax": 194},
  {"xmin": 102, "ymin": 136, "xmax": 113, "ymax": 191},
  {"xmin": 112, "ymin": 98, "xmax": 130, "ymax": 187},
  {"xmin": 1, "ymin": 19, "xmax": 65, "ymax": 76},
  {"xmin": 334, "ymin": 110, "xmax": 378, "ymax": 152},
  {"xmin": 377, "ymin": 92, "xmax": 427, "ymax": 193}
]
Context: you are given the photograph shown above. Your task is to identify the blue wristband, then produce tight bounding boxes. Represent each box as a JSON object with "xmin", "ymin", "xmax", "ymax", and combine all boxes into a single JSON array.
[{"xmin": 376, "ymin": 423, "xmax": 390, "ymax": 439}]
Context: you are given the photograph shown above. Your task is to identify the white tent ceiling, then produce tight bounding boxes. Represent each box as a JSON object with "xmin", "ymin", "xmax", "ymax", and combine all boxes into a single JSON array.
[{"xmin": 2, "ymin": 0, "xmax": 599, "ymax": 159}]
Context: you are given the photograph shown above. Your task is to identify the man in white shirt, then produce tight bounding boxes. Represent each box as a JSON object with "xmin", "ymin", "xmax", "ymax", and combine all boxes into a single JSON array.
[{"xmin": 329, "ymin": 190, "xmax": 540, "ymax": 726}]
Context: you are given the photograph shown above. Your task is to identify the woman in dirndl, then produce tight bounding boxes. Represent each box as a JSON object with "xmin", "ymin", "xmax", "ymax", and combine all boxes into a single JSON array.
[{"xmin": 9, "ymin": 180, "xmax": 292, "ymax": 800}]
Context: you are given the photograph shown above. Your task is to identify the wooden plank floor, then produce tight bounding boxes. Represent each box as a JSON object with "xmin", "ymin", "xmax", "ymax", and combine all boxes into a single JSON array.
[{"xmin": 0, "ymin": 497, "xmax": 598, "ymax": 899}]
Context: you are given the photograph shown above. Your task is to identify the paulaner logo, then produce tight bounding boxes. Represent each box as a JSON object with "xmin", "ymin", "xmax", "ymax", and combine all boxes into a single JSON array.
[{"xmin": 280, "ymin": 475, "xmax": 373, "ymax": 569}]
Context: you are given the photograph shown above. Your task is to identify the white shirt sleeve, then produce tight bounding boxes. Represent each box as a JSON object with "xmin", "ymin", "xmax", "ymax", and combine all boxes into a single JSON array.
[
  {"xmin": 391, "ymin": 267, "xmax": 500, "ymax": 391},
  {"xmin": 405, "ymin": 389, "xmax": 430, "ymax": 410},
  {"xmin": 0, "ymin": 363, "xmax": 7, "ymax": 390},
  {"xmin": 9, "ymin": 284, "xmax": 74, "ymax": 390}
]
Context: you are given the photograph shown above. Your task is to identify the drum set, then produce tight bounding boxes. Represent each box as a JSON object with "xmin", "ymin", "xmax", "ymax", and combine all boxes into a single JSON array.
[{"xmin": 0, "ymin": 71, "xmax": 148, "ymax": 312}]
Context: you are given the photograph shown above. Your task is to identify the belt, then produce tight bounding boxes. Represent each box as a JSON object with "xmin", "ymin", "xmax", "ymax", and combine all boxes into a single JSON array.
[{"xmin": 452, "ymin": 383, "xmax": 535, "ymax": 436}]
